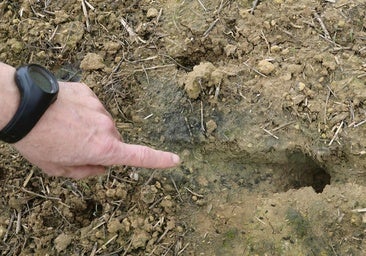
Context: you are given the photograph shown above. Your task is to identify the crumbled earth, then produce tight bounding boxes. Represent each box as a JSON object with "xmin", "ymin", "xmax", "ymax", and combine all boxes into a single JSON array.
[{"xmin": 0, "ymin": 0, "xmax": 366, "ymax": 255}]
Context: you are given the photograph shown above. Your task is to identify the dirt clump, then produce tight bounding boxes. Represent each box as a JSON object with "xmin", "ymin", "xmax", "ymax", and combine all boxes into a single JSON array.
[
  {"xmin": 80, "ymin": 53, "xmax": 105, "ymax": 71},
  {"xmin": 183, "ymin": 61, "xmax": 217, "ymax": 99}
]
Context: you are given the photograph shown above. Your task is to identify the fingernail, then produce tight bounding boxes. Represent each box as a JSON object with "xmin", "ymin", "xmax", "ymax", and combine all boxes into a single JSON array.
[{"xmin": 172, "ymin": 154, "xmax": 180, "ymax": 164}]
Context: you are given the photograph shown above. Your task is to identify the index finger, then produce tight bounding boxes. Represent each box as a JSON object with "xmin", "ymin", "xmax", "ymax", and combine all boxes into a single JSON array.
[{"xmin": 103, "ymin": 141, "xmax": 181, "ymax": 169}]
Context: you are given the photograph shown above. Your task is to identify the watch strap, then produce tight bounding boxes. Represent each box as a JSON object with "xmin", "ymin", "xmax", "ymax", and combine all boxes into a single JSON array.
[{"xmin": 0, "ymin": 65, "xmax": 58, "ymax": 143}]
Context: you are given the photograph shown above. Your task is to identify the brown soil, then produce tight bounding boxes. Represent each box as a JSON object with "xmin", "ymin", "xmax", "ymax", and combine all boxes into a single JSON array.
[{"xmin": 1, "ymin": 0, "xmax": 366, "ymax": 255}]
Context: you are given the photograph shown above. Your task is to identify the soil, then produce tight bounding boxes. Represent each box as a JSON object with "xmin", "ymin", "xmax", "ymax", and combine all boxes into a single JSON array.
[{"xmin": 0, "ymin": 0, "xmax": 366, "ymax": 255}]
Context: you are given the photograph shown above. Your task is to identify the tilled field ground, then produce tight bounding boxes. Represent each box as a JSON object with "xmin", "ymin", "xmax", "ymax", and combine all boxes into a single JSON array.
[{"xmin": 0, "ymin": 0, "xmax": 366, "ymax": 255}]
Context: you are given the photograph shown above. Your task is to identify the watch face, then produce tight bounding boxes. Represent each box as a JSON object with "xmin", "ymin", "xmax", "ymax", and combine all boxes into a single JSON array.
[{"xmin": 28, "ymin": 65, "xmax": 54, "ymax": 93}]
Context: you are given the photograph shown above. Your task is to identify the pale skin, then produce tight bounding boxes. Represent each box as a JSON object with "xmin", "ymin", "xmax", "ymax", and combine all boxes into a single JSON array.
[{"xmin": 0, "ymin": 62, "xmax": 180, "ymax": 179}]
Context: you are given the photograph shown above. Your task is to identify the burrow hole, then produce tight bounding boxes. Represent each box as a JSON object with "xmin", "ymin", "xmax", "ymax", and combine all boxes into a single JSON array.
[{"xmin": 280, "ymin": 151, "xmax": 331, "ymax": 193}]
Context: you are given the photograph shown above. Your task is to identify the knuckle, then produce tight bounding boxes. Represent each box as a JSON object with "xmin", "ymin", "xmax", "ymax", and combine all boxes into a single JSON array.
[
  {"xmin": 138, "ymin": 146, "xmax": 151, "ymax": 165},
  {"xmin": 94, "ymin": 138, "xmax": 117, "ymax": 165}
]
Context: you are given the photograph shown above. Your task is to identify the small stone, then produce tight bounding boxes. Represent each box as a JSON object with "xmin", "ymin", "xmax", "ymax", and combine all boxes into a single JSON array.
[
  {"xmin": 146, "ymin": 8, "xmax": 159, "ymax": 19},
  {"xmin": 257, "ymin": 60, "xmax": 275, "ymax": 75},
  {"xmin": 176, "ymin": 226, "xmax": 184, "ymax": 233},
  {"xmin": 206, "ymin": 119, "xmax": 217, "ymax": 135},
  {"xmin": 0, "ymin": 226, "xmax": 6, "ymax": 240},
  {"xmin": 350, "ymin": 213, "xmax": 361, "ymax": 226},
  {"xmin": 270, "ymin": 45, "xmax": 281, "ymax": 53},
  {"xmin": 281, "ymin": 48, "xmax": 290, "ymax": 55},
  {"xmin": 36, "ymin": 51, "xmax": 47, "ymax": 58},
  {"xmin": 263, "ymin": 21, "xmax": 271, "ymax": 29},
  {"xmin": 337, "ymin": 20, "xmax": 345, "ymax": 28},
  {"xmin": 54, "ymin": 233, "xmax": 72, "ymax": 253},
  {"xmin": 297, "ymin": 82, "xmax": 306, "ymax": 91},
  {"xmin": 292, "ymin": 95, "xmax": 305, "ymax": 105},
  {"xmin": 281, "ymin": 73, "xmax": 292, "ymax": 81},
  {"xmin": 80, "ymin": 53, "xmax": 105, "ymax": 71},
  {"xmin": 195, "ymin": 199, "xmax": 207, "ymax": 206},
  {"xmin": 95, "ymin": 230, "xmax": 104, "ymax": 239}
]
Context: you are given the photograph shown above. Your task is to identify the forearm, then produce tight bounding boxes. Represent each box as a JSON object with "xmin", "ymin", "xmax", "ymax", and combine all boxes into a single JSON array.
[{"xmin": 0, "ymin": 62, "xmax": 20, "ymax": 130}]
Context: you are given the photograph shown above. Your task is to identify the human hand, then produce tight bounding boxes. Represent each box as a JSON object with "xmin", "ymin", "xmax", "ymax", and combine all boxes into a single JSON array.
[{"xmin": 13, "ymin": 81, "xmax": 180, "ymax": 179}]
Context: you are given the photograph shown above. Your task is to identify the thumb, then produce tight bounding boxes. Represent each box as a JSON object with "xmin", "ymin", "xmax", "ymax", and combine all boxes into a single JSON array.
[{"xmin": 103, "ymin": 141, "xmax": 180, "ymax": 169}]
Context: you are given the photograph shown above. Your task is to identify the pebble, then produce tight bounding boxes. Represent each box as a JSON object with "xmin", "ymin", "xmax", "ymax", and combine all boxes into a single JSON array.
[
  {"xmin": 270, "ymin": 45, "xmax": 281, "ymax": 53},
  {"xmin": 146, "ymin": 8, "xmax": 159, "ymax": 19},
  {"xmin": 297, "ymin": 82, "xmax": 306, "ymax": 91},
  {"xmin": 257, "ymin": 60, "xmax": 275, "ymax": 75},
  {"xmin": 206, "ymin": 119, "xmax": 217, "ymax": 135},
  {"xmin": 0, "ymin": 226, "xmax": 6, "ymax": 240},
  {"xmin": 54, "ymin": 233, "xmax": 72, "ymax": 252}
]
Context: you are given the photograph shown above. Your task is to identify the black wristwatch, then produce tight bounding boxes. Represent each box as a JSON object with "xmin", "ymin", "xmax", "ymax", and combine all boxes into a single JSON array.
[{"xmin": 0, "ymin": 64, "xmax": 59, "ymax": 143}]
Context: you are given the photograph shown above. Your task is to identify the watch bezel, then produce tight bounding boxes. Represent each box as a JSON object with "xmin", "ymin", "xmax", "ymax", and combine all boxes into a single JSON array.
[{"xmin": 28, "ymin": 64, "xmax": 59, "ymax": 94}]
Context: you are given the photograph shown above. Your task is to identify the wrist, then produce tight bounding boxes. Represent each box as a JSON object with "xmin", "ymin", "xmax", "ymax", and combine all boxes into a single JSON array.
[{"xmin": 0, "ymin": 63, "xmax": 21, "ymax": 130}]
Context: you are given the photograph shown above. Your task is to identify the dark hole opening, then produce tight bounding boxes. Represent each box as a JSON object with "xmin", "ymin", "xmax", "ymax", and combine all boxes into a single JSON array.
[{"xmin": 281, "ymin": 151, "xmax": 331, "ymax": 193}]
